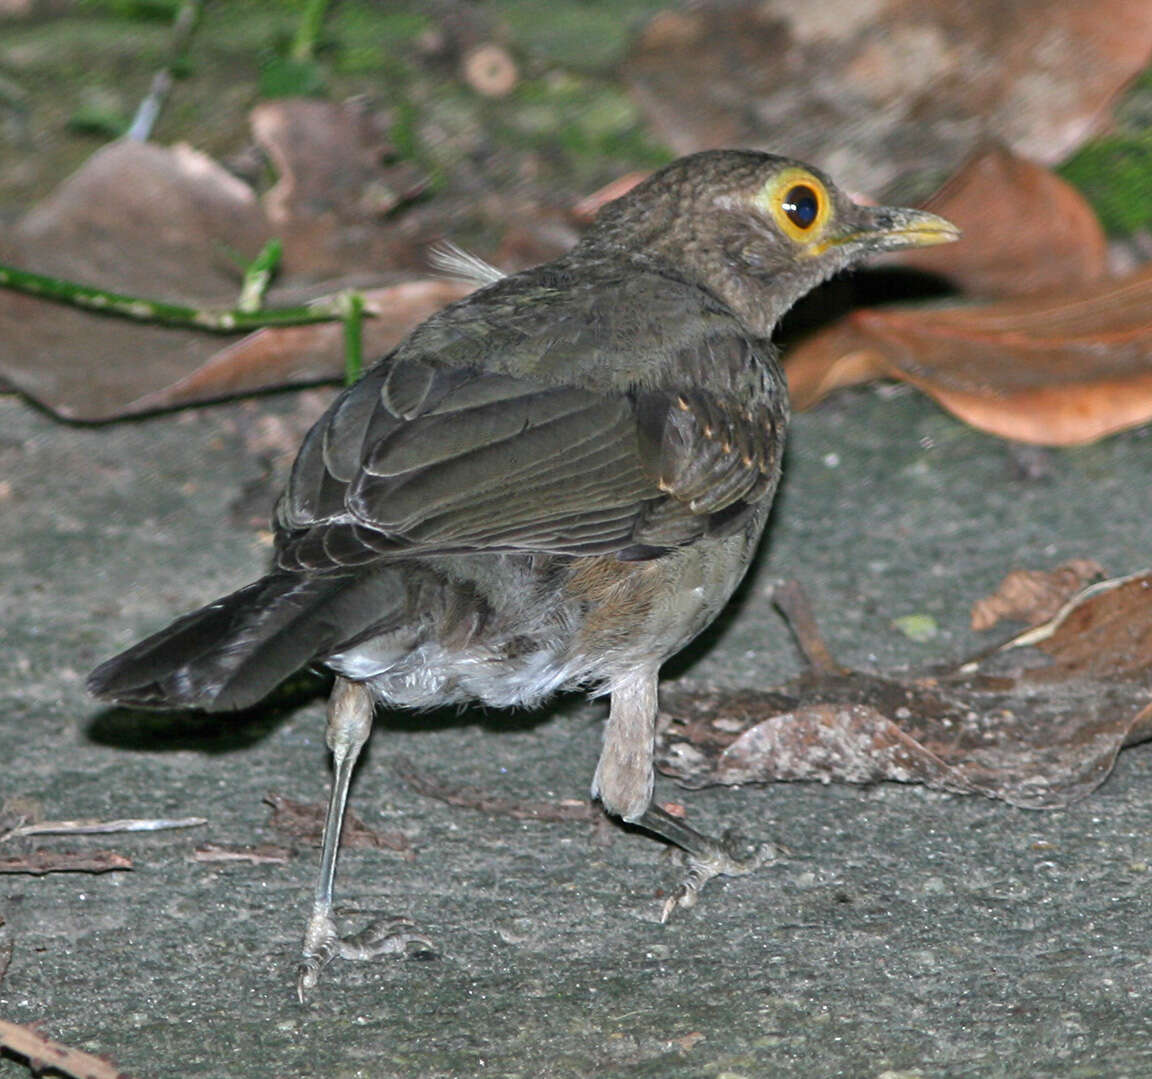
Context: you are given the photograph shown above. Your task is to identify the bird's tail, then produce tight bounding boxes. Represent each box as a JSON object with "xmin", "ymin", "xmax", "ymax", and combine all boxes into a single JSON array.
[{"xmin": 87, "ymin": 571, "xmax": 400, "ymax": 712}]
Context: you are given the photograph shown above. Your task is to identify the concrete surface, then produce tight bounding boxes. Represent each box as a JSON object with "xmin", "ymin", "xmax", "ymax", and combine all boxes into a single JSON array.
[{"xmin": 1, "ymin": 383, "xmax": 1150, "ymax": 1078}]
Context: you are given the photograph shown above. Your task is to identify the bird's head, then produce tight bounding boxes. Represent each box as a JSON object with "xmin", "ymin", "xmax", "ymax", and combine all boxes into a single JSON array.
[{"xmin": 587, "ymin": 150, "xmax": 960, "ymax": 338}]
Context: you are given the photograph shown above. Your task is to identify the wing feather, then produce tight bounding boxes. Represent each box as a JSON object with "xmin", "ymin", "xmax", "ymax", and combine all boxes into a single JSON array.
[{"xmin": 275, "ymin": 336, "xmax": 784, "ymax": 571}]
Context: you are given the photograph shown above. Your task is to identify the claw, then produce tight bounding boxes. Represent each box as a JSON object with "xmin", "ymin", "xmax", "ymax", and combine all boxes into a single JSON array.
[
  {"xmin": 297, "ymin": 907, "xmax": 437, "ymax": 1001},
  {"xmin": 658, "ymin": 832, "xmax": 781, "ymax": 923},
  {"xmin": 338, "ymin": 915, "xmax": 438, "ymax": 963}
]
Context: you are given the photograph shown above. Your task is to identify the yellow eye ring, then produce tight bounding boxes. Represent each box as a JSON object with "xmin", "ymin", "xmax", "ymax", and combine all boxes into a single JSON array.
[{"xmin": 754, "ymin": 167, "xmax": 832, "ymax": 244}]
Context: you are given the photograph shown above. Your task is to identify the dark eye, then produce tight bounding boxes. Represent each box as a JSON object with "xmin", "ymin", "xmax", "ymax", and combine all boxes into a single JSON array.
[{"xmin": 781, "ymin": 185, "xmax": 819, "ymax": 229}]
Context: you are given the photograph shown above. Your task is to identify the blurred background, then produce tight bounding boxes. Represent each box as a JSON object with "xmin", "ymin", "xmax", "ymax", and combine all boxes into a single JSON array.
[{"xmin": 0, "ymin": 0, "xmax": 1150, "ymax": 435}]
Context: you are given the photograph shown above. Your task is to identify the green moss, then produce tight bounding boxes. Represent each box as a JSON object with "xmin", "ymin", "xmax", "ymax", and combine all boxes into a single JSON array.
[
  {"xmin": 327, "ymin": 8, "xmax": 432, "ymax": 75},
  {"xmin": 67, "ymin": 102, "xmax": 130, "ymax": 138},
  {"xmin": 84, "ymin": 0, "xmax": 183, "ymax": 21},
  {"xmin": 490, "ymin": 0, "xmax": 666, "ymax": 70},
  {"xmin": 500, "ymin": 77, "xmax": 672, "ymax": 169},
  {"xmin": 891, "ymin": 614, "xmax": 938, "ymax": 643},
  {"xmin": 1057, "ymin": 57, "xmax": 1152, "ymax": 235},
  {"xmin": 1058, "ymin": 136, "xmax": 1152, "ymax": 235},
  {"xmin": 257, "ymin": 54, "xmax": 327, "ymax": 98}
]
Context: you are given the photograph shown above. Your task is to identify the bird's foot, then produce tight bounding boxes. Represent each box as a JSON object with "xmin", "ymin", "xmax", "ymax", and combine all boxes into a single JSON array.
[
  {"xmin": 629, "ymin": 803, "xmax": 783, "ymax": 921},
  {"xmin": 660, "ymin": 830, "xmax": 780, "ymax": 922},
  {"xmin": 297, "ymin": 906, "xmax": 437, "ymax": 1001},
  {"xmin": 654, "ymin": 815, "xmax": 778, "ymax": 925}
]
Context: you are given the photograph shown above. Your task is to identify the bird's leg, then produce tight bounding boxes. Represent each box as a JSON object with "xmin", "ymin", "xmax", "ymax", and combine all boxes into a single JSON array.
[
  {"xmin": 296, "ymin": 677, "xmax": 433, "ymax": 1000},
  {"xmin": 592, "ymin": 666, "xmax": 660, "ymax": 823},
  {"xmin": 592, "ymin": 667, "xmax": 779, "ymax": 922}
]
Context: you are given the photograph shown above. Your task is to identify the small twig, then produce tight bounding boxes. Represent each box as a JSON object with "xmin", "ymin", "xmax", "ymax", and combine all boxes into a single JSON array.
[
  {"xmin": 0, "ymin": 817, "xmax": 206, "ymax": 843},
  {"xmin": 235, "ymin": 239, "xmax": 283, "ymax": 313},
  {"xmin": 291, "ymin": 0, "xmax": 332, "ymax": 62},
  {"xmin": 126, "ymin": 0, "xmax": 205, "ymax": 142},
  {"xmin": 771, "ymin": 579, "xmax": 847, "ymax": 676},
  {"xmin": 394, "ymin": 755, "xmax": 597, "ymax": 823},
  {"xmin": 0, "ymin": 1019, "xmax": 136, "ymax": 1079},
  {"xmin": 0, "ymin": 260, "xmax": 365, "ymax": 332},
  {"xmin": 190, "ymin": 843, "xmax": 292, "ymax": 865},
  {"xmin": 341, "ymin": 288, "xmax": 364, "ymax": 384},
  {"xmin": 0, "ymin": 924, "xmax": 12, "ymax": 987},
  {"xmin": 0, "ymin": 851, "xmax": 132, "ymax": 876}
]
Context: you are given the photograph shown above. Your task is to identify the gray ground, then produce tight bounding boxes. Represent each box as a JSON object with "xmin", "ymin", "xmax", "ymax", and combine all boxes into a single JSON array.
[{"xmin": 1, "ymin": 381, "xmax": 1149, "ymax": 1079}]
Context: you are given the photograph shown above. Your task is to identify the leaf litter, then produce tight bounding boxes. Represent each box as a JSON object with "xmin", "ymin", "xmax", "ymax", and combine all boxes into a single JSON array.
[
  {"xmin": 656, "ymin": 575, "xmax": 1152, "ymax": 809},
  {"xmin": 784, "ymin": 260, "xmax": 1152, "ymax": 445},
  {"xmin": 0, "ymin": 102, "xmax": 476, "ymax": 420},
  {"xmin": 970, "ymin": 559, "xmax": 1107, "ymax": 632},
  {"xmin": 624, "ymin": 0, "xmax": 1152, "ymax": 199},
  {"xmin": 896, "ymin": 143, "xmax": 1110, "ymax": 298},
  {"xmin": 3, "ymin": 91, "xmax": 1151, "ymax": 447}
]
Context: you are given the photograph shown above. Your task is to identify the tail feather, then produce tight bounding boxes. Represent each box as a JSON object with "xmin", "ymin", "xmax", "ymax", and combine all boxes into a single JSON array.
[{"xmin": 87, "ymin": 571, "xmax": 401, "ymax": 712}]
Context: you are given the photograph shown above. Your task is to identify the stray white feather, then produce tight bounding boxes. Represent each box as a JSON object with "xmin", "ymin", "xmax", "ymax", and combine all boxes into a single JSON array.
[{"xmin": 428, "ymin": 241, "xmax": 506, "ymax": 286}]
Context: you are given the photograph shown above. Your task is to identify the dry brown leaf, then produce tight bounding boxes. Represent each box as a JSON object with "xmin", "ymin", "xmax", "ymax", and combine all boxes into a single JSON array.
[
  {"xmin": 12, "ymin": 140, "xmax": 270, "ymax": 294},
  {"xmin": 971, "ymin": 560, "xmax": 1107, "ymax": 631},
  {"xmin": 997, "ymin": 570, "xmax": 1152, "ymax": 682},
  {"xmin": 0, "ymin": 140, "xmax": 272, "ymax": 419},
  {"xmin": 252, "ymin": 99, "xmax": 430, "ymax": 279},
  {"xmin": 899, "ymin": 144, "xmax": 1109, "ymax": 297},
  {"xmin": 625, "ymin": 0, "xmax": 1152, "ymax": 199},
  {"xmin": 784, "ymin": 264, "xmax": 1152, "ymax": 444},
  {"xmin": 657, "ymin": 575, "xmax": 1152, "ymax": 809}
]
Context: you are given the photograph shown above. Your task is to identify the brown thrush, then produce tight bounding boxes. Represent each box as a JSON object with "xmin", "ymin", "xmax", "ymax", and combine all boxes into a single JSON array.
[{"xmin": 88, "ymin": 149, "xmax": 959, "ymax": 996}]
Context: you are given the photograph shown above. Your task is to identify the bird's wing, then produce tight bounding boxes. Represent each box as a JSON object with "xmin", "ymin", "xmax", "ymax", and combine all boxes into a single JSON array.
[{"xmin": 275, "ymin": 344, "xmax": 782, "ymax": 572}]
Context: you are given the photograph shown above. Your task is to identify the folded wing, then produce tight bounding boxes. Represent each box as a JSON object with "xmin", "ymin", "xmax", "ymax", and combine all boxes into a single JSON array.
[{"xmin": 275, "ymin": 339, "xmax": 783, "ymax": 573}]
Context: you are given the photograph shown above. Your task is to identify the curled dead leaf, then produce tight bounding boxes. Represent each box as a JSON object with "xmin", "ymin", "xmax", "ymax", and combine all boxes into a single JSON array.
[
  {"xmin": 785, "ymin": 265, "xmax": 1152, "ymax": 444},
  {"xmin": 991, "ymin": 569, "xmax": 1152, "ymax": 682},
  {"xmin": 971, "ymin": 559, "xmax": 1107, "ymax": 631},
  {"xmin": 900, "ymin": 144, "xmax": 1109, "ymax": 297}
]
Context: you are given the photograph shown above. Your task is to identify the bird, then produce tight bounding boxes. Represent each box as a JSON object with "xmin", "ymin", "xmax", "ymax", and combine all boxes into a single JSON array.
[{"xmin": 87, "ymin": 149, "xmax": 959, "ymax": 996}]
